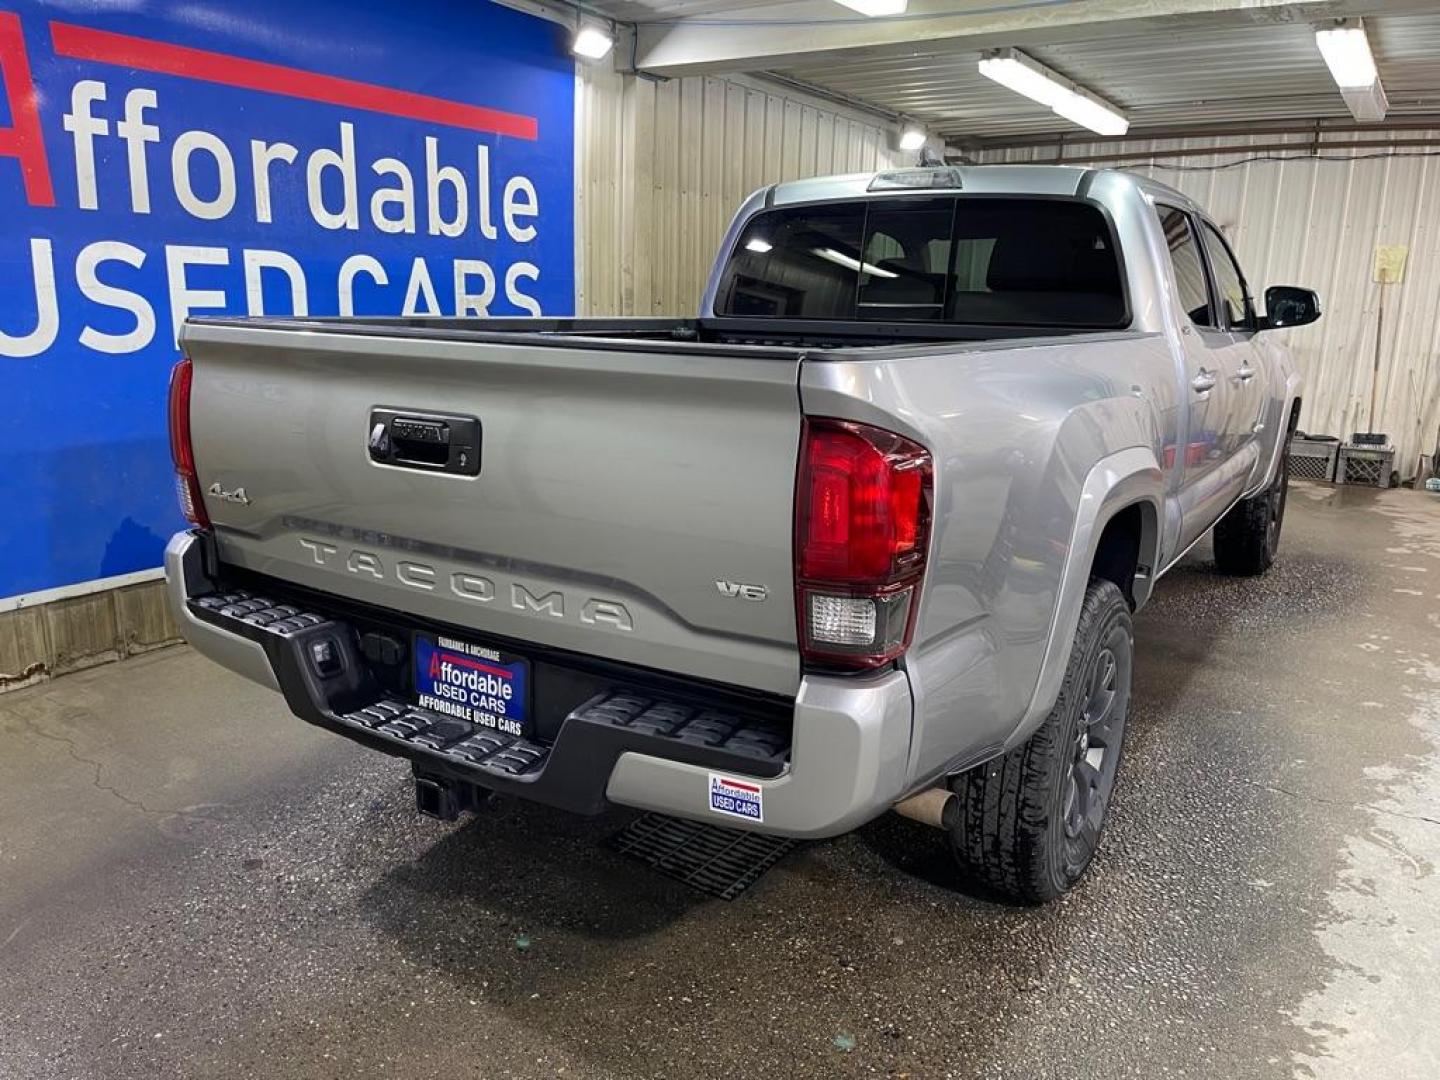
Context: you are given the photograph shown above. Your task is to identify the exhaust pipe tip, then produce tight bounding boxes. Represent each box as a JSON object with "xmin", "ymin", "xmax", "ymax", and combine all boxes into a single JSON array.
[{"xmin": 893, "ymin": 786, "xmax": 959, "ymax": 831}]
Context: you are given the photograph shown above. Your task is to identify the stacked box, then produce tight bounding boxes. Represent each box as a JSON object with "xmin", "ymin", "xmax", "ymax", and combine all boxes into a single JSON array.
[
  {"xmin": 1288, "ymin": 436, "xmax": 1339, "ymax": 482},
  {"xmin": 1336, "ymin": 442, "xmax": 1395, "ymax": 487}
]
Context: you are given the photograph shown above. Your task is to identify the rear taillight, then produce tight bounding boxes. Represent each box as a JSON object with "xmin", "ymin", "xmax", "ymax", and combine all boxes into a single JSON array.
[
  {"xmin": 167, "ymin": 356, "xmax": 210, "ymax": 528},
  {"xmin": 795, "ymin": 418, "xmax": 932, "ymax": 669}
]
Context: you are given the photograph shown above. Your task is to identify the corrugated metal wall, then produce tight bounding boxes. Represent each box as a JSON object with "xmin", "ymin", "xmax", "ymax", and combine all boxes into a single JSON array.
[
  {"xmin": 577, "ymin": 65, "xmax": 902, "ymax": 317},
  {"xmin": 982, "ymin": 134, "xmax": 1440, "ymax": 479}
]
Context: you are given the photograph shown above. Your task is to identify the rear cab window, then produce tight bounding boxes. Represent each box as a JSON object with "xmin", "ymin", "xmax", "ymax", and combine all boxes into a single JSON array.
[{"xmin": 715, "ymin": 197, "xmax": 1128, "ymax": 329}]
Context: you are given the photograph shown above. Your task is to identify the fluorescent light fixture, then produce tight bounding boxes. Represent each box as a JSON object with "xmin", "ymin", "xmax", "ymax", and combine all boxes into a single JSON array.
[
  {"xmin": 898, "ymin": 126, "xmax": 927, "ymax": 151},
  {"xmin": 1315, "ymin": 20, "xmax": 1377, "ymax": 88},
  {"xmin": 744, "ymin": 237, "xmax": 773, "ymax": 254},
  {"xmin": 1051, "ymin": 93, "xmax": 1129, "ymax": 138},
  {"xmin": 978, "ymin": 48, "xmax": 1129, "ymax": 137},
  {"xmin": 572, "ymin": 25, "xmax": 614, "ymax": 60},
  {"xmin": 978, "ymin": 53, "xmax": 1070, "ymax": 109},
  {"xmin": 1315, "ymin": 19, "xmax": 1387, "ymax": 122},
  {"xmin": 834, "ymin": 0, "xmax": 908, "ymax": 15},
  {"xmin": 813, "ymin": 248, "xmax": 897, "ymax": 278},
  {"xmin": 1341, "ymin": 80, "xmax": 1388, "ymax": 122}
]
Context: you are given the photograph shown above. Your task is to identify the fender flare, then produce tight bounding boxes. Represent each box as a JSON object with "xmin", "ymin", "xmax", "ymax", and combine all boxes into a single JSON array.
[
  {"xmin": 1006, "ymin": 445, "xmax": 1165, "ymax": 750},
  {"xmin": 1255, "ymin": 373, "xmax": 1304, "ymax": 492}
]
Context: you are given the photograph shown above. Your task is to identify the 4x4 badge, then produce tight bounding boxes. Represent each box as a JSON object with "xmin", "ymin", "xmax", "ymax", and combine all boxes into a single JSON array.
[{"xmin": 208, "ymin": 482, "xmax": 251, "ymax": 506}]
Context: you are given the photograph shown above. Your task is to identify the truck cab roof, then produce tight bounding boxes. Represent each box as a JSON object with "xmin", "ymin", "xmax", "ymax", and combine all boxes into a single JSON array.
[{"xmin": 765, "ymin": 164, "xmax": 1202, "ymax": 216}]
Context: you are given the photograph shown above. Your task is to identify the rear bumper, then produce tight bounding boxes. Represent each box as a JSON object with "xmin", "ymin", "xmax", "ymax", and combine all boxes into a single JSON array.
[{"xmin": 165, "ymin": 531, "xmax": 912, "ymax": 838}]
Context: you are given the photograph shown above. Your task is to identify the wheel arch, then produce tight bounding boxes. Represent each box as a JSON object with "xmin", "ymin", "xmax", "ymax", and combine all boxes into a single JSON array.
[
  {"xmin": 1253, "ymin": 377, "xmax": 1304, "ymax": 493},
  {"xmin": 1004, "ymin": 446, "xmax": 1164, "ymax": 752},
  {"xmin": 1091, "ymin": 498, "xmax": 1163, "ymax": 611}
]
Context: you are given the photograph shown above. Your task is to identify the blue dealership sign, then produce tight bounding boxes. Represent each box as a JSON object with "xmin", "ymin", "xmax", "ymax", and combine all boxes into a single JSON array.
[{"xmin": 0, "ymin": 0, "xmax": 575, "ymax": 600}]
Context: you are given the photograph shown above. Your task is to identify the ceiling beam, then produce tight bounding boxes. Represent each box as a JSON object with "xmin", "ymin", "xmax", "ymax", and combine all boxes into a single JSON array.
[
  {"xmin": 959, "ymin": 113, "xmax": 1440, "ymax": 150},
  {"xmin": 632, "ymin": 0, "xmax": 1437, "ymax": 77},
  {"xmin": 959, "ymin": 134, "xmax": 1440, "ymax": 166}
]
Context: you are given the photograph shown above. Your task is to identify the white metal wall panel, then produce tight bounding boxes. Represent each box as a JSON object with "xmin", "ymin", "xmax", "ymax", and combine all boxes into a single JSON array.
[
  {"xmin": 577, "ymin": 65, "xmax": 901, "ymax": 318},
  {"xmin": 981, "ymin": 136, "xmax": 1440, "ymax": 478}
]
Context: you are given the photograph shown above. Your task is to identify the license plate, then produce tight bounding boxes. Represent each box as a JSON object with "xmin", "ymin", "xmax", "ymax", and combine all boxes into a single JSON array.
[{"xmin": 413, "ymin": 633, "xmax": 530, "ymax": 738}]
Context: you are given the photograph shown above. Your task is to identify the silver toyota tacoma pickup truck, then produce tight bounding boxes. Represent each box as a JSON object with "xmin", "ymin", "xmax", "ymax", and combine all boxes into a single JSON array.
[{"xmin": 165, "ymin": 165, "xmax": 1319, "ymax": 902}]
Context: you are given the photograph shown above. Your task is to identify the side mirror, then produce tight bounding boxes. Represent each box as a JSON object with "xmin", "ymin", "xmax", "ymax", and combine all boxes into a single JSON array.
[{"xmin": 1261, "ymin": 286, "xmax": 1321, "ymax": 330}]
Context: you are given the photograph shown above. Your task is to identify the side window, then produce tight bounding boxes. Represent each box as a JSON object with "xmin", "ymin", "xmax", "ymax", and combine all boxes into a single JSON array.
[
  {"xmin": 1154, "ymin": 205, "xmax": 1213, "ymax": 328},
  {"xmin": 1199, "ymin": 222, "xmax": 1252, "ymax": 330}
]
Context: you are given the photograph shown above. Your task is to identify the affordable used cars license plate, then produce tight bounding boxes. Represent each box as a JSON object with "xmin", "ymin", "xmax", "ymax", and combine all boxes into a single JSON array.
[{"xmin": 413, "ymin": 633, "xmax": 530, "ymax": 738}]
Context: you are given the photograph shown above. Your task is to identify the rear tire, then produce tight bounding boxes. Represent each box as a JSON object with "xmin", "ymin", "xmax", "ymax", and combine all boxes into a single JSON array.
[
  {"xmin": 1213, "ymin": 440, "xmax": 1290, "ymax": 576},
  {"xmin": 947, "ymin": 579, "xmax": 1133, "ymax": 904}
]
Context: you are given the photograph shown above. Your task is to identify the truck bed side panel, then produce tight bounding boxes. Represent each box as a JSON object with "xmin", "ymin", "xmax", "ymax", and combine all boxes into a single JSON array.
[{"xmin": 800, "ymin": 330, "xmax": 1179, "ymax": 783}]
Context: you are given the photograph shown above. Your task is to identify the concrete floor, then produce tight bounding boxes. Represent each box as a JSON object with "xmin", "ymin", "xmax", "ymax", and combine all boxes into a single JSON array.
[{"xmin": 2, "ymin": 482, "xmax": 1438, "ymax": 1079}]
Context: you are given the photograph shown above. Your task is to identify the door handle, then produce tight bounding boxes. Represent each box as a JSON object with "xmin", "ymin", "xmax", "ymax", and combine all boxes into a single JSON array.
[
  {"xmin": 1191, "ymin": 370, "xmax": 1217, "ymax": 394},
  {"xmin": 1236, "ymin": 364, "xmax": 1256, "ymax": 381}
]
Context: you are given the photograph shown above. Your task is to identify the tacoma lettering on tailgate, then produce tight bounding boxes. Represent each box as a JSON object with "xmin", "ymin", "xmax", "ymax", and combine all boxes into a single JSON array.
[{"xmin": 297, "ymin": 537, "xmax": 634, "ymax": 631}]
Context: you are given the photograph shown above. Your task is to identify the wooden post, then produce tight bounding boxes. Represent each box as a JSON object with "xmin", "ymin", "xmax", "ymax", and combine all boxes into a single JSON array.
[
  {"xmin": 1368, "ymin": 245, "xmax": 1408, "ymax": 438},
  {"xmin": 1369, "ymin": 280, "xmax": 1385, "ymax": 435}
]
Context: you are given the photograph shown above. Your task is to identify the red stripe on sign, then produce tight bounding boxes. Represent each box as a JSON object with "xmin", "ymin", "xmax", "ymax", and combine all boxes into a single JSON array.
[
  {"xmin": 722, "ymin": 779, "xmax": 761, "ymax": 793},
  {"xmin": 437, "ymin": 651, "xmax": 513, "ymax": 680},
  {"xmin": 49, "ymin": 22, "xmax": 539, "ymax": 141}
]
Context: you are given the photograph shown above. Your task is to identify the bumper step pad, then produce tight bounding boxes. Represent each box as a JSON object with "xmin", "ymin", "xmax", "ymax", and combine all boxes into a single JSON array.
[
  {"xmin": 191, "ymin": 589, "xmax": 333, "ymax": 637},
  {"xmin": 574, "ymin": 692, "xmax": 789, "ymax": 765},
  {"xmin": 608, "ymin": 812, "xmax": 798, "ymax": 900}
]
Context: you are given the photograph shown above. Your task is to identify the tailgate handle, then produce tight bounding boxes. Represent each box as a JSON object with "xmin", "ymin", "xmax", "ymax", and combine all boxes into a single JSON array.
[
  {"xmin": 392, "ymin": 418, "xmax": 450, "ymax": 462},
  {"xmin": 369, "ymin": 409, "xmax": 481, "ymax": 476}
]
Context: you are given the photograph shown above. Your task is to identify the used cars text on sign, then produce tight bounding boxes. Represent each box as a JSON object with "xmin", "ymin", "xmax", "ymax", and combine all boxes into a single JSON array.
[{"xmin": 0, "ymin": 0, "xmax": 576, "ymax": 600}]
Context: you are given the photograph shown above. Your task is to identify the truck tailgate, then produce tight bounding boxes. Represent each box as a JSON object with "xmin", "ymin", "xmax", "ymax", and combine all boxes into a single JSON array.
[{"xmin": 182, "ymin": 322, "xmax": 804, "ymax": 695}]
